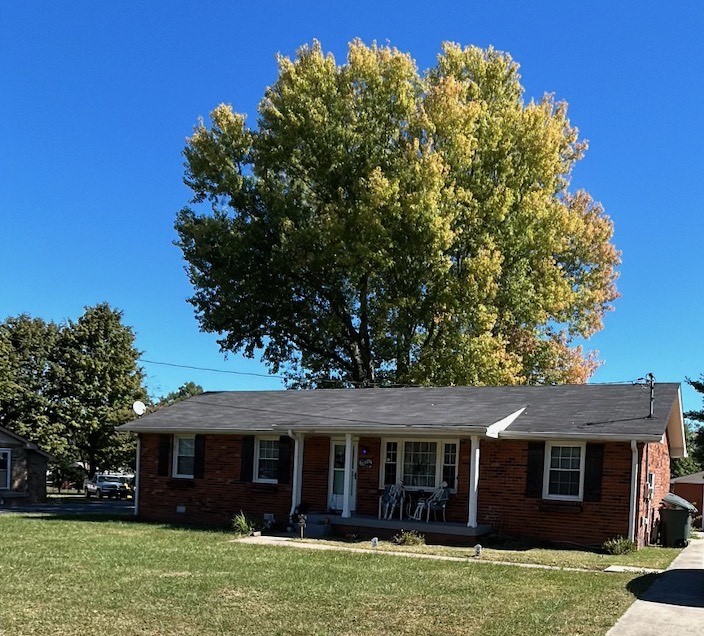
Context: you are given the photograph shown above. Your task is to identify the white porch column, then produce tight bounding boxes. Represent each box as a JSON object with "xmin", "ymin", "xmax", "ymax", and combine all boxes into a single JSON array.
[
  {"xmin": 289, "ymin": 432, "xmax": 305, "ymax": 516},
  {"xmin": 342, "ymin": 433, "xmax": 353, "ymax": 518},
  {"xmin": 467, "ymin": 435, "xmax": 480, "ymax": 528}
]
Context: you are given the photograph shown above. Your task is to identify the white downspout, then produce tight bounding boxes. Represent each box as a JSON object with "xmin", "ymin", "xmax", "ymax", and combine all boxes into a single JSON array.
[
  {"xmin": 342, "ymin": 433, "xmax": 352, "ymax": 518},
  {"xmin": 467, "ymin": 435, "xmax": 480, "ymax": 528},
  {"xmin": 628, "ymin": 440, "xmax": 638, "ymax": 542},
  {"xmin": 134, "ymin": 436, "xmax": 140, "ymax": 517}
]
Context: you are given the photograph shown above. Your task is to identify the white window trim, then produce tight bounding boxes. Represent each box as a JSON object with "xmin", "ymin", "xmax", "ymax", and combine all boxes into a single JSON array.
[
  {"xmin": 542, "ymin": 441, "xmax": 586, "ymax": 502},
  {"xmin": 172, "ymin": 435, "xmax": 195, "ymax": 479},
  {"xmin": 0, "ymin": 448, "xmax": 10, "ymax": 490},
  {"xmin": 379, "ymin": 438, "xmax": 460, "ymax": 492},
  {"xmin": 254, "ymin": 436, "xmax": 279, "ymax": 484}
]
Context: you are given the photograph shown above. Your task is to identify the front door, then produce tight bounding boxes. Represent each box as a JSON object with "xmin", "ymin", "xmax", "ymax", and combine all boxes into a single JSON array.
[{"xmin": 328, "ymin": 439, "xmax": 357, "ymax": 512}]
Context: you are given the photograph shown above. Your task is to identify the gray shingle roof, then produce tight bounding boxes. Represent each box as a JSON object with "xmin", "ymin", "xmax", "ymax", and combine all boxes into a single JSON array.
[{"xmin": 117, "ymin": 383, "xmax": 681, "ymax": 440}]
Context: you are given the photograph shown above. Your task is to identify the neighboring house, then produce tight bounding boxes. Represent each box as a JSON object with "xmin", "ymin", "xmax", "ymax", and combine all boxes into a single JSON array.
[
  {"xmin": 119, "ymin": 383, "xmax": 686, "ymax": 547},
  {"xmin": 670, "ymin": 471, "xmax": 704, "ymax": 528},
  {"xmin": 0, "ymin": 426, "xmax": 54, "ymax": 506}
]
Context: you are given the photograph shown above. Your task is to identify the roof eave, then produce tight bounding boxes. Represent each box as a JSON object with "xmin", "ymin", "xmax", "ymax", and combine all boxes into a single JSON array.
[
  {"xmin": 666, "ymin": 388, "xmax": 687, "ymax": 459},
  {"xmin": 497, "ymin": 431, "xmax": 663, "ymax": 443}
]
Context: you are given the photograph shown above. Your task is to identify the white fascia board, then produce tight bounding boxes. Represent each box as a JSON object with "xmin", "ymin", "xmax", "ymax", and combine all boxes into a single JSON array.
[
  {"xmin": 666, "ymin": 388, "xmax": 687, "ymax": 458},
  {"xmin": 272, "ymin": 425, "xmax": 488, "ymax": 437},
  {"xmin": 485, "ymin": 407, "xmax": 526, "ymax": 438},
  {"xmin": 123, "ymin": 427, "xmax": 276, "ymax": 435},
  {"xmin": 498, "ymin": 431, "xmax": 662, "ymax": 443}
]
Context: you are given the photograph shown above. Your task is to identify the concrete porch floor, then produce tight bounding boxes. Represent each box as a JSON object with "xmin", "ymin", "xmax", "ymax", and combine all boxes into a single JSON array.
[{"xmin": 304, "ymin": 512, "xmax": 493, "ymax": 540}]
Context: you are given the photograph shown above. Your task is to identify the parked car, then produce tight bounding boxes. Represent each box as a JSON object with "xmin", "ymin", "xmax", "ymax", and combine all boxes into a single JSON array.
[{"xmin": 84, "ymin": 474, "xmax": 130, "ymax": 499}]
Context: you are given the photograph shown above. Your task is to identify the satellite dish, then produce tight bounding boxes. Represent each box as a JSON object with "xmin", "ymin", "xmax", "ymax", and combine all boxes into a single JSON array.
[{"xmin": 132, "ymin": 401, "xmax": 146, "ymax": 416}]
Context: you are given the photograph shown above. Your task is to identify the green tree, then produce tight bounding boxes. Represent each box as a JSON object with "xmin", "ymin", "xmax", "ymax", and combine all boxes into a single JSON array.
[
  {"xmin": 157, "ymin": 381, "xmax": 204, "ymax": 408},
  {"xmin": 671, "ymin": 420, "xmax": 703, "ymax": 477},
  {"xmin": 674, "ymin": 375, "xmax": 704, "ymax": 475},
  {"xmin": 51, "ymin": 304, "xmax": 146, "ymax": 475},
  {"xmin": 176, "ymin": 40, "xmax": 620, "ymax": 388},
  {"xmin": 0, "ymin": 315, "xmax": 68, "ymax": 459}
]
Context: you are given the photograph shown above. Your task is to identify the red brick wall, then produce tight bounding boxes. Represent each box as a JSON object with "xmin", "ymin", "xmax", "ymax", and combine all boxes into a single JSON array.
[
  {"xmin": 636, "ymin": 437, "xmax": 672, "ymax": 545},
  {"xmin": 137, "ymin": 433, "xmax": 292, "ymax": 526},
  {"xmin": 355, "ymin": 437, "xmax": 382, "ymax": 516},
  {"xmin": 477, "ymin": 439, "xmax": 633, "ymax": 546},
  {"xmin": 300, "ymin": 436, "xmax": 330, "ymax": 512}
]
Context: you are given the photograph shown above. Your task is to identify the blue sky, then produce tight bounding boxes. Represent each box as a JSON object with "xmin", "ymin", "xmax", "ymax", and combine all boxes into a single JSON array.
[{"xmin": 1, "ymin": 2, "xmax": 703, "ymax": 412}]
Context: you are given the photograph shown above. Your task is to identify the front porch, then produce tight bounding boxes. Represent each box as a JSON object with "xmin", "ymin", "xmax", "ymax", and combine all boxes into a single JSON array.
[{"xmin": 303, "ymin": 513, "xmax": 493, "ymax": 542}]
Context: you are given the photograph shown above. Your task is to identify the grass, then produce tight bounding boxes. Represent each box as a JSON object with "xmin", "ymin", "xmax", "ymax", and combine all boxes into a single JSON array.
[
  {"xmin": 298, "ymin": 537, "xmax": 680, "ymax": 571},
  {"xmin": 0, "ymin": 514, "xmax": 659, "ymax": 636}
]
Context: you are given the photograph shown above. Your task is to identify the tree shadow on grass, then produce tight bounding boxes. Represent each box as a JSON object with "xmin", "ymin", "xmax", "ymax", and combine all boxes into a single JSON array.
[
  {"xmin": 13, "ymin": 512, "xmax": 234, "ymax": 535},
  {"xmin": 627, "ymin": 569, "xmax": 704, "ymax": 608}
]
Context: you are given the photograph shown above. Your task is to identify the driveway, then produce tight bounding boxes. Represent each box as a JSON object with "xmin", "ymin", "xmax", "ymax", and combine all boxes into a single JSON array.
[
  {"xmin": 607, "ymin": 537, "xmax": 704, "ymax": 635},
  {"xmin": 0, "ymin": 496, "xmax": 134, "ymax": 516}
]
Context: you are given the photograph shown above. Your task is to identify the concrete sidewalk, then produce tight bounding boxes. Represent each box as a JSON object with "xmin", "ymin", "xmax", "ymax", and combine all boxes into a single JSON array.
[{"xmin": 607, "ymin": 538, "xmax": 704, "ymax": 635}]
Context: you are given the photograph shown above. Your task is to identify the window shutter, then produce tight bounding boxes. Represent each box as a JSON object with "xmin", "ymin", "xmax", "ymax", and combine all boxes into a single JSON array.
[
  {"xmin": 525, "ymin": 442, "xmax": 545, "ymax": 498},
  {"xmin": 157, "ymin": 435, "xmax": 171, "ymax": 477},
  {"xmin": 583, "ymin": 443, "xmax": 604, "ymax": 502},
  {"xmin": 193, "ymin": 434, "xmax": 206, "ymax": 479},
  {"xmin": 240, "ymin": 437, "xmax": 254, "ymax": 482},
  {"xmin": 277, "ymin": 435, "xmax": 292, "ymax": 484}
]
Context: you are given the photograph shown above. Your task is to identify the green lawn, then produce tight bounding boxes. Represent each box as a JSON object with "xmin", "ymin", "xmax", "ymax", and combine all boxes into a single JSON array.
[
  {"xmin": 299, "ymin": 537, "xmax": 680, "ymax": 571},
  {"xmin": 0, "ymin": 514, "xmax": 658, "ymax": 636}
]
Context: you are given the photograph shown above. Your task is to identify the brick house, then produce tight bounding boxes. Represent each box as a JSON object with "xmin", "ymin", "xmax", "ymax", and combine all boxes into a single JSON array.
[
  {"xmin": 671, "ymin": 471, "xmax": 704, "ymax": 529},
  {"xmin": 0, "ymin": 426, "xmax": 53, "ymax": 507},
  {"xmin": 119, "ymin": 383, "xmax": 686, "ymax": 547}
]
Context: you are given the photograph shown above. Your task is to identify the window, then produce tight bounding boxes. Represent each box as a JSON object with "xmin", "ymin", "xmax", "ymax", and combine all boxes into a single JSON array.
[
  {"xmin": 0, "ymin": 449, "xmax": 10, "ymax": 490},
  {"xmin": 381, "ymin": 440, "xmax": 458, "ymax": 491},
  {"xmin": 254, "ymin": 437, "xmax": 279, "ymax": 483},
  {"xmin": 383, "ymin": 442, "xmax": 398, "ymax": 486},
  {"xmin": 543, "ymin": 443, "xmax": 585, "ymax": 501},
  {"xmin": 173, "ymin": 436, "xmax": 195, "ymax": 478},
  {"xmin": 403, "ymin": 441, "xmax": 437, "ymax": 488},
  {"xmin": 442, "ymin": 443, "xmax": 457, "ymax": 488}
]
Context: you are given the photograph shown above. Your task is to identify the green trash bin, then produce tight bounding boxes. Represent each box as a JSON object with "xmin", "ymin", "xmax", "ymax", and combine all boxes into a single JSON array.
[{"xmin": 660, "ymin": 507, "xmax": 692, "ymax": 547}]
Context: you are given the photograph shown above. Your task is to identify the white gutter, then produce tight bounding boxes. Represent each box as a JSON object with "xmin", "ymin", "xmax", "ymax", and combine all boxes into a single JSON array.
[
  {"xmin": 628, "ymin": 440, "xmax": 639, "ymax": 542},
  {"xmin": 499, "ymin": 431, "xmax": 662, "ymax": 443},
  {"xmin": 134, "ymin": 436, "xmax": 141, "ymax": 517}
]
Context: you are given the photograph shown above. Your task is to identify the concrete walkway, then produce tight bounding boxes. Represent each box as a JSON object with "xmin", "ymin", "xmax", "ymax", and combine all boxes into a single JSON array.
[
  {"xmin": 607, "ymin": 538, "xmax": 704, "ymax": 635},
  {"xmin": 235, "ymin": 535, "xmax": 659, "ymax": 574}
]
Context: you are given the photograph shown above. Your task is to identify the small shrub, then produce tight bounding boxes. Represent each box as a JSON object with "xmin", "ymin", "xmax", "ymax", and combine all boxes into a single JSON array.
[
  {"xmin": 231, "ymin": 511, "xmax": 256, "ymax": 536},
  {"xmin": 602, "ymin": 536, "xmax": 636, "ymax": 555},
  {"xmin": 393, "ymin": 529, "xmax": 425, "ymax": 546}
]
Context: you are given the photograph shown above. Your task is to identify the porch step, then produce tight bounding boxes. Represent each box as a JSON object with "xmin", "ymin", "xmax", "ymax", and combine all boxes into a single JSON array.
[{"xmin": 299, "ymin": 514, "xmax": 333, "ymax": 538}]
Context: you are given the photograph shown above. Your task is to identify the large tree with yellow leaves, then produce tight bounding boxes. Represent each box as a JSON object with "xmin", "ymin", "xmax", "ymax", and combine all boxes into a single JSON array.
[{"xmin": 176, "ymin": 41, "xmax": 619, "ymax": 387}]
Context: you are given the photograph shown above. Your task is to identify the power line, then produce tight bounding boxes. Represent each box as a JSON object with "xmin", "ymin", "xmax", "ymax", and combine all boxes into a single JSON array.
[
  {"xmin": 139, "ymin": 358, "xmax": 286, "ymax": 380},
  {"xmin": 139, "ymin": 357, "xmax": 652, "ymax": 389}
]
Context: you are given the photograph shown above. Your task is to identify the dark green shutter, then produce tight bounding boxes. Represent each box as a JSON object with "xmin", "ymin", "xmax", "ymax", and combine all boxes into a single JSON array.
[
  {"xmin": 157, "ymin": 435, "xmax": 171, "ymax": 477},
  {"xmin": 240, "ymin": 437, "xmax": 254, "ymax": 482},
  {"xmin": 193, "ymin": 435, "xmax": 206, "ymax": 479},
  {"xmin": 277, "ymin": 435, "xmax": 291, "ymax": 484},
  {"xmin": 583, "ymin": 443, "xmax": 604, "ymax": 502},
  {"xmin": 525, "ymin": 441, "xmax": 545, "ymax": 498}
]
